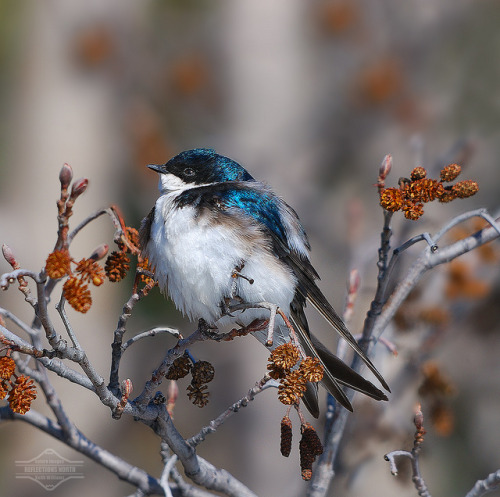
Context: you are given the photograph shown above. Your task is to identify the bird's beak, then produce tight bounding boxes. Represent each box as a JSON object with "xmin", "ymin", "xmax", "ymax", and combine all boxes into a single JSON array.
[{"xmin": 147, "ymin": 164, "xmax": 166, "ymax": 173}]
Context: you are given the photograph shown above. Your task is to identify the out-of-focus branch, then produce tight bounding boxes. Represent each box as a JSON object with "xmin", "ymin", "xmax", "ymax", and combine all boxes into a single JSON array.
[
  {"xmin": 372, "ymin": 212, "xmax": 500, "ymax": 343},
  {"xmin": 309, "ymin": 208, "xmax": 500, "ymax": 497},
  {"xmin": 385, "ymin": 408, "xmax": 500, "ymax": 497},
  {"xmin": 384, "ymin": 405, "xmax": 431, "ymax": 497},
  {"xmin": 465, "ymin": 470, "xmax": 500, "ymax": 497}
]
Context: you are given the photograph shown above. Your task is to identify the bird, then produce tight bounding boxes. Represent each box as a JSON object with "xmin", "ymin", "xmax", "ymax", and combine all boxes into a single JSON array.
[{"xmin": 139, "ymin": 148, "xmax": 389, "ymax": 417}]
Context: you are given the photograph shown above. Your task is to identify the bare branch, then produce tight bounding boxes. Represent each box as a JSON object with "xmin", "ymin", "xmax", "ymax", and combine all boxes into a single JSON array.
[
  {"xmin": 109, "ymin": 278, "xmax": 157, "ymax": 392},
  {"xmin": 153, "ymin": 408, "xmax": 257, "ymax": 497},
  {"xmin": 465, "ymin": 470, "xmax": 500, "ymax": 497},
  {"xmin": 0, "ymin": 307, "xmax": 38, "ymax": 338},
  {"xmin": 0, "ymin": 407, "xmax": 165, "ymax": 495},
  {"xmin": 384, "ymin": 405, "xmax": 431, "ymax": 497},
  {"xmin": 188, "ymin": 375, "xmax": 275, "ymax": 447},
  {"xmin": 122, "ymin": 327, "xmax": 181, "ymax": 352},
  {"xmin": 372, "ymin": 213, "xmax": 500, "ymax": 342}
]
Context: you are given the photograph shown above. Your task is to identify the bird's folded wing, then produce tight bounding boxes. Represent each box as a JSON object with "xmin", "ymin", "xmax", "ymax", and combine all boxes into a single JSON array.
[{"xmin": 272, "ymin": 235, "xmax": 390, "ymax": 393}]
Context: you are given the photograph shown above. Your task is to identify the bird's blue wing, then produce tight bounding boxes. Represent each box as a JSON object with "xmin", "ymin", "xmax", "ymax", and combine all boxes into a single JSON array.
[{"xmin": 175, "ymin": 181, "xmax": 292, "ymax": 246}]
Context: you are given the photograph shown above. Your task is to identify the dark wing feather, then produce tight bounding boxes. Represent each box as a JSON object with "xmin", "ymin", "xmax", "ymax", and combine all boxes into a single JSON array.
[
  {"xmin": 302, "ymin": 382, "xmax": 320, "ymax": 418},
  {"xmin": 310, "ymin": 334, "xmax": 387, "ymax": 400},
  {"xmin": 274, "ymin": 236, "xmax": 390, "ymax": 393},
  {"xmin": 289, "ymin": 311, "xmax": 387, "ymax": 409}
]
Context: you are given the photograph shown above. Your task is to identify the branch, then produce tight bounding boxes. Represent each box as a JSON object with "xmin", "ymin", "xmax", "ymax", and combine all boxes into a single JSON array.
[
  {"xmin": 372, "ymin": 212, "xmax": 500, "ymax": 342},
  {"xmin": 309, "ymin": 209, "xmax": 500, "ymax": 497},
  {"xmin": 109, "ymin": 278, "xmax": 157, "ymax": 392},
  {"xmin": 384, "ymin": 405, "xmax": 432, "ymax": 497},
  {"xmin": 0, "ymin": 407, "xmax": 165, "ymax": 496},
  {"xmin": 152, "ymin": 408, "xmax": 257, "ymax": 497},
  {"xmin": 133, "ymin": 326, "xmax": 210, "ymax": 411},
  {"xmin": 122, "ymin": 327, "xmax": 181, "ymax": 353},
  {"xmin": 465, "ymin": 470, "xmax": 500, "ymax": 497},
  {"xmin": 188, "ymin": 375, "xmax": 275, "ymax": 447},
  {"xmin": 308, "ymin": 210, "xmax": 395, "ymax": 497},
  {"xmin": 0, "ymin": 307, "xmax": 38, "ymax": 338}
]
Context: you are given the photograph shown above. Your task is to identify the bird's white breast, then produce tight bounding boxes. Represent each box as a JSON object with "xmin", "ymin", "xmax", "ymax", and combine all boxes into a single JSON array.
[{"xmin": 146, "ymin": 193, "xmax": 298, "ymax": 326}]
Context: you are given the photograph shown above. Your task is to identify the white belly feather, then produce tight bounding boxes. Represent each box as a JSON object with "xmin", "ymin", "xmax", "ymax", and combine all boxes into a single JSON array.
[{"xmin": 146, "ymin": 193, "xmax": 297, "ymax": 325}]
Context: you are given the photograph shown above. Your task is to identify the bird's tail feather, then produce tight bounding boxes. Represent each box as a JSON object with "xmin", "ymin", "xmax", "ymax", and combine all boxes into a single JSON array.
[
  {"xmin": 311, "ymin": 334, "xmax": 388, "ymax": 401},
  {"xmin": 305, "ymin": 287, "xmax": 391, "ymax": 393},
  {"xmin": 290, "ymin": 315, "xmax": 388, "ymax": 416}
]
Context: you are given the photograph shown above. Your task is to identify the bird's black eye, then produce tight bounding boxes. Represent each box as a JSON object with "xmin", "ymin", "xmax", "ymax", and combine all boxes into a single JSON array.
[{"xmin": 184, "ymin": 167, "xmax": 195, "ymax": 177}]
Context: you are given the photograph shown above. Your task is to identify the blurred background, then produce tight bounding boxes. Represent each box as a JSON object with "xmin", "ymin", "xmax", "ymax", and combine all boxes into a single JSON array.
[{"xmin": 0, "ymin": 1, "xmax": 499, "ymax": 496}]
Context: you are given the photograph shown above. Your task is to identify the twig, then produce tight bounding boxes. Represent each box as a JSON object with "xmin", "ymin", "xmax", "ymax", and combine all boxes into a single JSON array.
[
  {"xmin": 432, "ymin": 208, "xmax": 500, "ymax": 243},
  {"xmin": 109, "ymin": 279, "xmax": 156, "ymax": 392},
  {"xmin": 122, "ymin": 327, "xmax": 181, "ymax": 352},
  {"xmin": 394, "ymin": 232, "xmax": 438, "ymax": 254},
  {"xmin": 465, "ymin": 470, "xmax": 500, "ymax": 497},
  {"xmin": 160, "ymin": 451, "xmax": 177, "ymax": 497},
  {"xmin": 0, "ymin": 307, "xmax": 37, "ymax": 337},
  {"xmin": 0, "ymin": 269, "xmax": 44, "ymax": 290},
  {"xmin": 133, "ymin": 327, "xmax": 210, "ymax": 411},
  {"xmin": 56, "ymin": 296, "xmax": 82, "ymax": 350},
  {"xmin": 1, "ymin": 245, "xmax": 37, "ymax": 305},
  {"xmin": 384, "ymin": 405, "xmax": 431, "ymax": 497},
  {"xmin": 188, "ymin": 375, "xmax": 275, "ymax": 447},
  {"xmin": 372, "ymin": 212, "xmax": 500, "ymax": 342},
  {"xmin": 67, "ymin": 205, "xmax": 139, "ymax": 254}
]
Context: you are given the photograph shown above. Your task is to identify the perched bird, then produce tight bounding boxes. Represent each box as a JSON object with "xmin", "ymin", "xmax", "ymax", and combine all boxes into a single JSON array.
[{"xmin": 140, "ymin": 148, "xmax": 389, "ymax": 416}]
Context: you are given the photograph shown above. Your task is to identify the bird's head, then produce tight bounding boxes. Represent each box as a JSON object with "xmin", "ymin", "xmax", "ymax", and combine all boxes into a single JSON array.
[{"xmin": 149, "ymin": 148, "xmax": 254, "ymax": 193}]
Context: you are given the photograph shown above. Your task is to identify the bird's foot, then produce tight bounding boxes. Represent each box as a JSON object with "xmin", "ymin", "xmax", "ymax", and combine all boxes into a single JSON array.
[
  {"xmin": 221, "ymin": 318, "xmax": 269, "ymax": 342},
  {"xmin": 220, "ymin": 296, "xmax": 244, "ymax": 317},
  {"xmin": 197, "ymin": 318, "xmax": 219, "ymax": 340}
]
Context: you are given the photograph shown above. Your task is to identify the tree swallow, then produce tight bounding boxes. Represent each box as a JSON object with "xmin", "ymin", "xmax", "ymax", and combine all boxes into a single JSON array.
[{"xmin": 140, "ymin": 148, "xmax": 389, "ymax": 416}]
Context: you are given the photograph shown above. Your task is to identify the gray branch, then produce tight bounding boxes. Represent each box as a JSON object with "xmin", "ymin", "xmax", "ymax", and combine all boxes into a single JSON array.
[
  {"xmin": 0, "ymin": 407, "xmax": 165, "ymax": 495},
  {"xmin": 465, "ymin": 470, "xmax": 500, "ymax": 497},
  {"xmin": 308, "ymin": 209, "xmax": 500, "ymax": 497}
]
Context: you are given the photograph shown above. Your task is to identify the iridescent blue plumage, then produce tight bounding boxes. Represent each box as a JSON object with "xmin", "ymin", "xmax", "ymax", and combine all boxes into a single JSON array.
[
  {"xmin": 175, "ymin": 182, "xmax": 289, "ymax": 243},
  {"xmin": 219, "ymin": 188, "xmax": 287, "ymax": 241}
]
